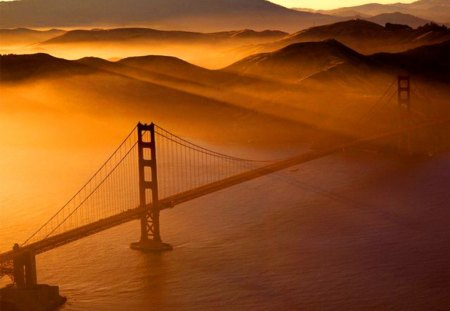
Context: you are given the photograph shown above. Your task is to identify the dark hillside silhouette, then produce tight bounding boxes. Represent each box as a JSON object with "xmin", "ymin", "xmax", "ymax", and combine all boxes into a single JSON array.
[
  {"xmin": 0, "ymin": 53, "xmax": 94, "ymax": 81},
  {"xmin": 263, "ymin": 20, "xmax": 450, "ymax": 55},
  {"xmin": 370, "ymin": 40, "xmax": 450, "ymax": 81}
]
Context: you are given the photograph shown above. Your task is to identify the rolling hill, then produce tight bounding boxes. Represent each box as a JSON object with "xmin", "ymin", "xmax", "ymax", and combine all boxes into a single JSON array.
[
  {"xmin": 315, "ymin": 0, "xmax": 450, "ymax": 24},
  {"xmin": 0, "ymin": 53, "xmax": 94, "ymax": 81},
  {"xmin": 223, "ymin": 39, "xmax": 449, "ymax": 141},
  {"xmin": 1, "ymin": 27, "xmax": 289, "ymax": 69},
  {"xmin": 42, "ymin": 28, "xmax": 288, "ymax": 45},
  {"xmin": 293, "ymin": 39, "xmax": 450, "ymax": 100},
  {"xmin": 227, "ymin": 38, "xmax": 450, "ymax": 100},
  {"xmin": 225, "ymin": 39, "xmax": 367, "ymax": 82},
  {"xmin": 293, "ymin": 9, "xmax": 432, "ymax": 28},
  {"xmin": 0, "ymin": 28, "xmax": 65, "ymax": 46},
  {"xmin": 369, "ymin": 40, "xmax": 450, "ymax": 81},
  {"xmin": 366, "ymin": 12, "xmax": 431, "ymax": 28},
  {"xmin": 262, "ymin": 20, "xmax": 450, "ymax": 55},
  {"xmin": 77, "ymin": 54, "xmax": 236, "ymax": 89}
]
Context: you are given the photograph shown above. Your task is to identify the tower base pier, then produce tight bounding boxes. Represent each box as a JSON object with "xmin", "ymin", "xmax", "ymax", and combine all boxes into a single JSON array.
[
  {"xmin": 0, "ymin": 284, "xmax": 66, "ymax": 311},
  {"xmin": 130, "ymin": 240, "xmax": 173, "ymax": 252}
]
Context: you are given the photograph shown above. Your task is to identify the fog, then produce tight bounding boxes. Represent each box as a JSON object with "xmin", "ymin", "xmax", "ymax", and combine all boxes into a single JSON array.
[
  {"xmin": 0, "ymin": 30, "xmax": 282, "ymax": 69},
  {"xmin": 1, "ymin": 54, "xmax": 448, "ymax": 229}
]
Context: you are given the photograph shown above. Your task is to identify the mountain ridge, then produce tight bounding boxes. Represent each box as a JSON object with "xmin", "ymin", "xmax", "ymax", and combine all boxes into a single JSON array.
[
  {"xmin": 0, "ymin": 0, "xmax": 340, "ymax": 32},
  {"xmin": 261, "ymin": 19, "xmax": 450, "ymax": 55},
  {"xmin": 42, "ymin": 28, "xmax": 288, "ymax": 45},
  {"xmin": 297, "ymin": 0, "xmax": 450, "ymax": 24}
]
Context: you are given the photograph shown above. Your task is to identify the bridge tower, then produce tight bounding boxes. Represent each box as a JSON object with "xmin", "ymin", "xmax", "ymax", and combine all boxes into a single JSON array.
[
  {"xmin": 397, "ymin": 75, "xmax": 412, "ymax": 154},
  {"xmin": 131, "ymin": 123, "xmax": 172, "ymax": 252},
  {"xmin": 11, "ymin": 244, "xmax": 37, "ymax": 289}
]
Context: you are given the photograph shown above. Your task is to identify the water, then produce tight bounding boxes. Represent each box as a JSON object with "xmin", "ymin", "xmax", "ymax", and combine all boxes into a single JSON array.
[{"xmin": 3, "ymin": 150, "xmax": 447, "ymax": 310}]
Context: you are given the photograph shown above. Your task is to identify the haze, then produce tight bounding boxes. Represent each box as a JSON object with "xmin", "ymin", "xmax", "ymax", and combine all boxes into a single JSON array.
[{"xmin": 0, "ymin": 0, "xmax": 449, "ymax": 310}]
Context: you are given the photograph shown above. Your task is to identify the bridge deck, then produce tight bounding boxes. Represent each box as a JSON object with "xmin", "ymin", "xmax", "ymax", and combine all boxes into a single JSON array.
[
  {"xmin": 1, "ymin": 118, "xmax": 448, "ymax": 264},
  {"xmin": 0, "ymin": 147, "xmax": 346, "ymax": 263}
]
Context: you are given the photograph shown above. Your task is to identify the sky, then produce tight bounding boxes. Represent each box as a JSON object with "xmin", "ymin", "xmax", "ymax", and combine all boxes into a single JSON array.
[{"xmin": 0, "ymin": 0, "xmax": 418, "ymax": 10}]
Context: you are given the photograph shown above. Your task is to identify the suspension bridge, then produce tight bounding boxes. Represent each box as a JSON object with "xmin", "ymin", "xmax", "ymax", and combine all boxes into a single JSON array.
[{"xmin": 0, "ymin": 76, "xmax": 449, "ymax": 289}]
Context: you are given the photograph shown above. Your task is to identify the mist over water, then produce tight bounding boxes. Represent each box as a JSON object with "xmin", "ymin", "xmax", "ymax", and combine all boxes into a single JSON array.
[{"xmin": 2, "ymin": 98, "xmax": 448, "ymax": 308}]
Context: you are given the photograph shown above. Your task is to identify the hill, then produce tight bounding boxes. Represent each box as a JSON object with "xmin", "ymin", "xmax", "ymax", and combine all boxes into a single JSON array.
[
  {"xmin": 369, "ymin": 40, "xmax": 450, "ymax": 81},
  {"xmin": 77, "ymin": 54, "xmax": 235, "ymax": 88},
  {"xmin": 0, "ymin": 28, "xmax": 64, "ymax": 46},
  {"xmin": 32, "ymin": 27, "xmax": 290, "ymax": 69},
  {"xmin": 248, "ymin": 38, "xmax": 450, "ymax": 87},
  {"xmin": 367, "ymin": 12, "xmax": 431, "ymax": 28},
  {"xmin": 226, "ymin": 39, "xmax": 367, "ymax": 82},
  {"xmin": 0, "ymin": 53, "xmax": 94, "ymax": 81},
  {"xmin": 42, "ymin": 28, "xmax": 288, "ymax": 45},
  {"xmin": 295, "ymin": 39, "xmax": 450, "ymax": 97},
  {"xmin": 0, "ymin": 0, "xmax": 339, "ymax": 32},
  {"xmin": 224, "ymin": 39, "xmax": 450, "ymax": 135},
  {"xmin": 293, "ymin": 9, "xmax": 431, "ymax": 28},
  {"xmin": 266, "ymin": 20, "xmax": 450, "ymax": 55},
  {"xmin": 323, "ymin": 0, "xmax": 450, "ymax": 24},
  {"xmin": 117, "ymin": 55, "xmax": 216, "ymax": 80},
  {"xmin": 0, "ymin": 52, "xmax": 231, "ymax": 87}
]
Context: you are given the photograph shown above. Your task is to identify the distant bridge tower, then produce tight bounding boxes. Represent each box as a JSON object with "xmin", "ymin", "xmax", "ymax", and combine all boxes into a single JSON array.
[
  {"xmin": 131, "ymin": 123, "xmax": 172, "ymax": 252},
  {"xmin": 397, "ymin": 75, "xmax": 412, "ymax": 154},
  {"xmin": 398, "ymin": 75, "xmax": 411, "ymax": 110}
]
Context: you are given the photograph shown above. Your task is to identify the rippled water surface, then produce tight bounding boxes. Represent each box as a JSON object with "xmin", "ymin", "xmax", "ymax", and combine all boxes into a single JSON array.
[{"xmin": 2, "ymin": 150, "xmax": 449, "ymax": 310}]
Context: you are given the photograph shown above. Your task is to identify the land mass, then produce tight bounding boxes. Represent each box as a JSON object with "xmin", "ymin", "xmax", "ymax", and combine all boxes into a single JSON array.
[{"xmin": 0, "ymin": 0, "xmax": 339, "ymax": 32}]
